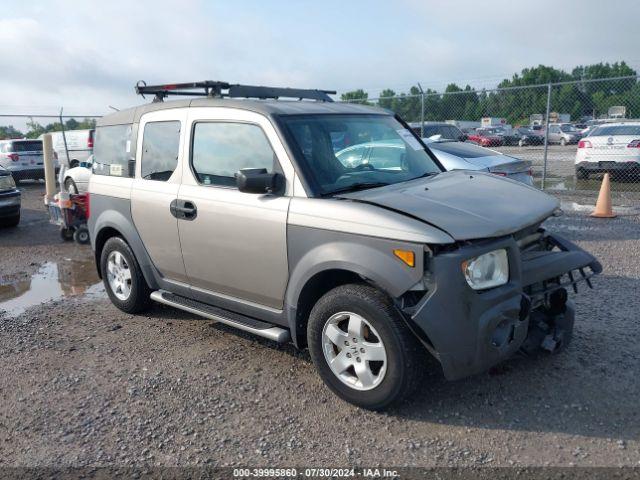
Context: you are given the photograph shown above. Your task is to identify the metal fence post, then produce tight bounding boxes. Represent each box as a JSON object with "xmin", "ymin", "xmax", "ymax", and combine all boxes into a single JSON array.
[
  {"xmin": 541, "ymin": 83, "xmax": 552, "ymax": 190},
  {"xmin": 417, "ymin": 83, "xmax": 425, "ymax": 137}
]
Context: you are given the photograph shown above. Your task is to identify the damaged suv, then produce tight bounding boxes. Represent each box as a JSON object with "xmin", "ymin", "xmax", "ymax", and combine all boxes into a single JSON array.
[{"xmin": 88, "ymin": 81, "xmax": 601, "ymax": 410}]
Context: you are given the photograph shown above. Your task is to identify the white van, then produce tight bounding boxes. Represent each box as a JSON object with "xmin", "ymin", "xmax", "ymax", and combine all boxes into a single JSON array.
[{"xmin": 50, "ymin": 129, "xmax": 94, "ymax": 168}]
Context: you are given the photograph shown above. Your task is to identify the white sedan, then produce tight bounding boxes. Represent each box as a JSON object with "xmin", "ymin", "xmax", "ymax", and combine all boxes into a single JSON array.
[
  {"xmin": 575, "ymin": 123, "xmax": 640, "ymax": 179},
  {"xmin": 62, "ymin": 155, "xmax": 93, "ymax": 193}
]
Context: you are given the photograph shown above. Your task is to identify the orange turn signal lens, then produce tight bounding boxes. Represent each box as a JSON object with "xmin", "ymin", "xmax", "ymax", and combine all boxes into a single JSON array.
[{"xmin": 393, "ymin": 249, "xmax": 415, "ymax": 267}]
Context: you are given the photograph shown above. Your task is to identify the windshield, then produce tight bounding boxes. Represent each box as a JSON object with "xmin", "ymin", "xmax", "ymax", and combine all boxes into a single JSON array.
[
  {"xmin": 281, "ymin": 114, "xmax": 441, "ymax": 196},
  {"xmin": 560, "ymin": 125, "xmax": 577, "ymax": 133}
]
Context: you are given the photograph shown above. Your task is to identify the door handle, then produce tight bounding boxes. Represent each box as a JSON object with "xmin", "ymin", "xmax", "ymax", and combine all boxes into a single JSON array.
[{"xmin": 170, "ymin": 199, "xmax": 198, "ymax": 220}]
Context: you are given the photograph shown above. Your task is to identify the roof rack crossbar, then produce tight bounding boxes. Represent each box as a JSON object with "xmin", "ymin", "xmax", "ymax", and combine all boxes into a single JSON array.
[{"xmin": 135, "ymin": 80, "xmax": 336, "ymax": 103}]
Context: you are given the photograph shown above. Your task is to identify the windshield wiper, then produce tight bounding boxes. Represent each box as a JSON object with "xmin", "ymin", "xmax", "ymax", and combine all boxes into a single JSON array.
[
  {"xmin": 411, "ymin": 171, "xmax": 439, "ymax": 181},
  {"xmin": 323, "ymin": 182, "xmax": 390, "ymax": 196}
]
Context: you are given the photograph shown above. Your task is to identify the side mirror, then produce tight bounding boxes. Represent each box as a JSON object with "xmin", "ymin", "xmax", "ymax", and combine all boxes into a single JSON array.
[{"xmin": 236, "ymin": 168, "xmax": 281, "ymax": 194}]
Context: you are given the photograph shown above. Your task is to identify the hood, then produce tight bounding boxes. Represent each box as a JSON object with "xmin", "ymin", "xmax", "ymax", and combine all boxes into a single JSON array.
[{"xmin": 337, "ymin": 171, "xmax": 558, "ymax": 240}]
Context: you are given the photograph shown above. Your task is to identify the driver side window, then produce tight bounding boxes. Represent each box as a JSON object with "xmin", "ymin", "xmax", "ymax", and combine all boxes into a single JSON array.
[{"xmin": 191, "ymin": 122, "xmax": 278, "ymax": 187}]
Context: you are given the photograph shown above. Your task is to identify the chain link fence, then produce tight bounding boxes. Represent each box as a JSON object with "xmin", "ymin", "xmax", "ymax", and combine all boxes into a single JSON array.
[{"xmin": 342, "ymin": 75, "xmax": 640, "ymax": 205}]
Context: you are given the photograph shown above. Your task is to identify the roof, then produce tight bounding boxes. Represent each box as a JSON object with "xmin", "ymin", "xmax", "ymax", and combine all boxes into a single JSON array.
[{"xmin": 97, "ymin": 98, "xmax": 390, "ymax": 127}]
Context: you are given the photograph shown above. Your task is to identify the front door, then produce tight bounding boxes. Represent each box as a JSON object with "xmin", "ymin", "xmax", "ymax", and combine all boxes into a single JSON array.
[
  {"xmin": 130, "ymin": 109, "xmax": 189, "ymax": 283},
  {"xmin": 177, "ymin": 109, "xmax": 291, "ymax": 309}
]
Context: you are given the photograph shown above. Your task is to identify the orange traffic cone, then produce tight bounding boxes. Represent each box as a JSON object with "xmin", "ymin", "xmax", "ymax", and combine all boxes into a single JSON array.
[{"xmin": 591, "ymin": 173, "xmax": 616, "ymax": 218}]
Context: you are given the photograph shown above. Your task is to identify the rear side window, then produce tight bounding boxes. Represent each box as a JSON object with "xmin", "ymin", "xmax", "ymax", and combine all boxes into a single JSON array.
[
  {"xmin": 423, "ymin": 125, "xmax": 462, "ymax": 140},
  {"xmin": 11, "ymin": 141, "xmax": 42, "ymax": 152},
  {"xmin": 93, "ymin": 124, "xmax": 133, "ymax": 177},
  {"xmin": 592, "ymin": 125, "xmax": 640, "ymax": 136},
  {"xmin": 141, "ymin": 121, "xmax": 181, "ymax": 181},
  {"xmin": 191, "ymin": 122, "xmax": 276, "ymax": 187}
]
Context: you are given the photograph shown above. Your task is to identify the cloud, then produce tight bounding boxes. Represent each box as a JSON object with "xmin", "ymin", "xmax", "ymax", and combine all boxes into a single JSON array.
[{"xmin": 0, "ymin": 0, "xmax": 637, "ymax": 126}]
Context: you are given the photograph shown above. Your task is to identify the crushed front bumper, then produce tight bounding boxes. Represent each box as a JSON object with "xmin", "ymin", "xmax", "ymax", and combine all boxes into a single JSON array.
[{"xmin": 407, "ymin": 231, "xmax": 601, "ymax": 380}]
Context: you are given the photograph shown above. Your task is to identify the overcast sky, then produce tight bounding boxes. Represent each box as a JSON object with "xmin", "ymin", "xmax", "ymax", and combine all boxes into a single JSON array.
[{"xmin": 0, "ymin": 0, "xmax": 638, "ymax": 127}]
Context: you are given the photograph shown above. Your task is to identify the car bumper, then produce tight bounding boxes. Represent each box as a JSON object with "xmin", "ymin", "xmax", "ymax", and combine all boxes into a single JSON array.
[
  {"xmin": 0, "ymin": 189, "xmax": 21, "ymax": 217},
  {"xmin": 406, "ymin": 231, "xmax": 601, "ymax": 380},
  {"xmin": 576, "ymin": 160, "xmax": 640, "ymax": 172}
]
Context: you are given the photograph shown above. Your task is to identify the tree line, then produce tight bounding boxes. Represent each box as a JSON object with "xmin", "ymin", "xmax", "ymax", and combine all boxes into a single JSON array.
[
  {"xmin": 341, "ymin": 62, "xmax": 639, "ymax": 125},
  {"xmin": 0, "ymin": 118, "xmax": 97, "ymax": 141}
]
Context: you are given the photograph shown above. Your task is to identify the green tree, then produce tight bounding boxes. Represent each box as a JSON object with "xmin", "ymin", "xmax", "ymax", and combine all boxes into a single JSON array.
[
  {"xmin": 0, "ymin": 125, "xmax": 24, "ymax": 140},
  {"xmin": 340, "ymin": 89, "xmax": 370, "ymax": 105}
]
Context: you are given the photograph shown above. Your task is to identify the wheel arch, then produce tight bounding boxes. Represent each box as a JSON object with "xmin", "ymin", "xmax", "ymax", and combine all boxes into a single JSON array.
[
  {"xmin": 91, "ymin": 206, "xmax": 159, "ymax": 290},
  {"xmin": 285, "ymin": 230, "xmax": 426, "ymax": 348}
]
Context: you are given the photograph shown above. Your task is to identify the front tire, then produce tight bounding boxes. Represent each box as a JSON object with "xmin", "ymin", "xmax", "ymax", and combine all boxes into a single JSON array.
[
  {"xmin": 100, "ymin": 236, "xmax": 151, "ymax": 313},
  {"xmin": 64, "ymin": 177, "xmax": 78, "ymax": 194},
  {"xmin": 560, "ymin": 138, "xmax": 567, "ymax": 146},
  {"xmin": 307, "ymin": 284, "xmax": 426, "ymax": 410},
  {"xmin": 1, "ymin": 213, "xmax": 20, "ymax": 228}
]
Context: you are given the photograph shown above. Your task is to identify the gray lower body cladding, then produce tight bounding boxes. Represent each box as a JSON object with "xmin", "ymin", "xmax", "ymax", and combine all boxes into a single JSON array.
[
  {"xmin": 408, "ymin": 231, "xmax": 600, "ymax": 380},
  {"xmin": 88, "ymin": 193, "xmax": 160, "ymax": 290}
]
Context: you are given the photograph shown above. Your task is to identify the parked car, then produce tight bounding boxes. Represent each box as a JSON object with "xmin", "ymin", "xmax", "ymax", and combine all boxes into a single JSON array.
[
  {"xmin": 580, "ymin": 125, "xmax": 599, "ymax": 137},
  {"xmin": 338, "ymin": 139, "xmax": 534, "ymax": 186},
  {"xmin": 488, "ymin": 127, "xmax": 521, "ymax": 146},
  {"xmin": 0, "ymin": 139, "xmax": 47, "ymax": 181},
  {"xmin": 467, "ymin": 128, "xmax": 505, "ymax": 147},
  {"xmin": 88, "ymin": 81, "xmax": 601, "ymax": 410},
  {"xmin": 424, "ymin": 139, "xmax": 534, "ymax": 185},
  {"xmin": 63, "ymin": 154, "xmax": 93, "ymax": 193},
  {"xmin": 50, "ymin": 129, "xmax": 94, "ymax": 169},
  {"xmin": 547, "ymin": 123, "xmax": 583, "ymax": 146},
  {"xmin": 0, "ymin": 165, "xmax": 20, "ymax": 227},
  {"xmin": 515, "ymin": 127, "xmax": 545, "ymax": 146},
  {"xmin": 575, "ymin": 123, "xmax": 640, "ymax": 179},
  {"xmin": 418, "ymin": 122, "xmax": 467, "ymax": 142}
]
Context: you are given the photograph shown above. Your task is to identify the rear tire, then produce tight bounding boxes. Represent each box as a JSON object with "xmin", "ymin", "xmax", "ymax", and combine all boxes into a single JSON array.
[
  {"xmin": 575, "ymin": 168, "xmax": 589, "ymax": 180},
  {"xmin": 60, "ymin": 227, "xmax": 75, "ymax": 241},
  {"xmin": 100, "ymin": 236, "xmax": 151, "ymax": 314},
  {"xmin": 307, "ymin": 284, "xmax": 426, "ymax": 410}
]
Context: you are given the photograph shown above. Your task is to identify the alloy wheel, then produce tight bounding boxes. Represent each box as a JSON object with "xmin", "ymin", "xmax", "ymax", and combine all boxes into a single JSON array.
[
  {"xmin": 322, "ymin": 311, "xmax": 387, "ymax": 391},
  {"xmin": 106, "ymin": 251, "xmax": 132, "ymax": 301}
]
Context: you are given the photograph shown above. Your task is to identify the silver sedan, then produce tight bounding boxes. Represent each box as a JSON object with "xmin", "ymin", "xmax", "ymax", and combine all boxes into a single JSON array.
[{"xmin": 423, "ymin": 138, "xmax": 534, "ymax": 186}]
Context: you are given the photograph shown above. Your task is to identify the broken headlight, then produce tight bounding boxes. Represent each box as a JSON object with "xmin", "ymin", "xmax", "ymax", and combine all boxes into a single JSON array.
[{"xmin": 462, "ymin": 249, "xmax": 509, "ymax": 290}]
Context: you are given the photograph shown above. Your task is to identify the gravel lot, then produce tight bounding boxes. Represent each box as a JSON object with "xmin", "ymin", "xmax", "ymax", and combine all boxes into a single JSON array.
[{"xmin": 0, "ymin": 183, "xmax": 639, "ymax": 469}]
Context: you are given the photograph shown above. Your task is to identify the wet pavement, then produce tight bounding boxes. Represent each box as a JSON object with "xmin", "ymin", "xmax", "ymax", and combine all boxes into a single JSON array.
[
  {"xmin": 0, "ymin": 259, "xmax": 103, "ymax": 317},
  {"xmin": 1, "ymin": 183, "xmax": 639, "ymax": 469}
]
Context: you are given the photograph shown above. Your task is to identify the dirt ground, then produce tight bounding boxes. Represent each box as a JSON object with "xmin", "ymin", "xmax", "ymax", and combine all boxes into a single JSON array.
[{"xmin": 0, "ymin": 183, "xmax": 638, "ymax": 470}]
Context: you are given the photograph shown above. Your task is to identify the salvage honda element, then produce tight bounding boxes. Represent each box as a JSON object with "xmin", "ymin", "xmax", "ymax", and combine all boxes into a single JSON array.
[{"xmin": 88, "ymin": 81, "xmax": 601, "ymax": 410}]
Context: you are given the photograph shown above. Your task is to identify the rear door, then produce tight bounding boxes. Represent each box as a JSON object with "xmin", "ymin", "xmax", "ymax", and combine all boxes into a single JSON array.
[{"xmin": 130, "ymin": 109, "xmax": 188, "ymax": 283}]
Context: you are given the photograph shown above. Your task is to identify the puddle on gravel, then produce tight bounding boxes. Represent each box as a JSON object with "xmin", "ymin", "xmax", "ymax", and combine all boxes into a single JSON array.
[{"xmin": 0, "ymin": 259, "xmax": 104, "ymax": 317}]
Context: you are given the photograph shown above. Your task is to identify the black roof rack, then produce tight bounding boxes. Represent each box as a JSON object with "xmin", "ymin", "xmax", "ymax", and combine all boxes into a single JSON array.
[{"xmin": 135, "ymin": 80, "xmax": 336, "ymax": 103}]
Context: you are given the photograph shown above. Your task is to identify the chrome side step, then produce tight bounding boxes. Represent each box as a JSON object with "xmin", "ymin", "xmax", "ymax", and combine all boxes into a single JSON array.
[{"xmin": 150, "ymin": 290, "xmax": 291, "ymax": 343}]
